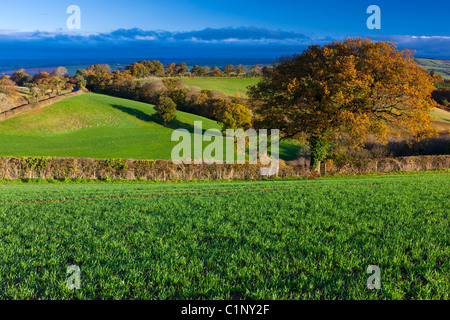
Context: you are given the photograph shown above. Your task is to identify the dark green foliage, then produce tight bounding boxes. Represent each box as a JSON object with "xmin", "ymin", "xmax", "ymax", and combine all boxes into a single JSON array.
[
  {"xmin": 154, "ymin": 96, "xmax": 177, "ymax": 125},
  {"xmin": 308, "ymin": 135, "xmax": 331, "ymax": 170}
]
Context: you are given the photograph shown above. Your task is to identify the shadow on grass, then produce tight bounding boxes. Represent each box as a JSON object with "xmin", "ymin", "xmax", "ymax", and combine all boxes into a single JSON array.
[{"xmin": 111, "ymin": 104, "xmax": 212, "ymax": 134}]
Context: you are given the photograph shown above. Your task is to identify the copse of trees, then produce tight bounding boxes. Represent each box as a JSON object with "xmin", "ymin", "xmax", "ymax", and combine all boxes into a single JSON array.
[
  {"xmin": 249, "ymin": 38, "xmax": 437, "ymax": 170},
  {"xmin": 119, "ymin": 60, "xmax": 266, "ymax": 78},
  {"xmin": 29, "ymin": 70, "xmax": 73, "ymax": 100}
]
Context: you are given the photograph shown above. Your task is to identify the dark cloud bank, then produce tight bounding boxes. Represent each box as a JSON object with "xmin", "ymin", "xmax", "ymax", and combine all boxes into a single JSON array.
[{"xmin": 0, "ymin": 27, "xmax": 448, "ymax": 61}]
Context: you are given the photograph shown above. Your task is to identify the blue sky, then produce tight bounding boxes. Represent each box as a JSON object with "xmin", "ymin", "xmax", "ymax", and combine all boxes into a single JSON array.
[
  {"xmin": 0, "ymin": 0, "xmax": 449, "ymax": 61},
  {"xmin": 0, "ymin": 0, "xmax": 447, "ymax": 36}
]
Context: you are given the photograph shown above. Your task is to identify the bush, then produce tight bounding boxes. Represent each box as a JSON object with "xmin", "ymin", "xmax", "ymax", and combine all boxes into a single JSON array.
[{"xmin": 154, "ymin": 96, "xmax": 177, "ymax": 126}]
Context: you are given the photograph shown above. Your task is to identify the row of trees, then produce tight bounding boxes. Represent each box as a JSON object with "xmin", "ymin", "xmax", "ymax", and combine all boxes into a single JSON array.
[
  {"xmin": 1, "ymin": 66, "xmax": 75, "ymax": 106},
  {"xmin": 122, "ymin": 60, "xmax": 266, "ymax": 78}
]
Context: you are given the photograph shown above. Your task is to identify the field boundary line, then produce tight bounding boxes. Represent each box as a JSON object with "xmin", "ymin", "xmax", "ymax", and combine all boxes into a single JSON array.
[{"xmin": 0, "ymin": 186, "xmax": 306, "ymax": 205}]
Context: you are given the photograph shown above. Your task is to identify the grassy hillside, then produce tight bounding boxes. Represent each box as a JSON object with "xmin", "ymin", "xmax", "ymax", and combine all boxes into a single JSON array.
[
  {"xmin": 0, "ymin": 173, "xmax": 448, "ymax": 299},
  {"xmin": 431, "ymin": 107, "xmax": 450, "ymax": 131},
  {"xmin": 181, "ymin": 77, "xmax": 260, "ymax": 98},
  {"xmin": 416, "ymin": 58, "xmax": 450, "ymax": 79},
  {"xmin": 0, "ymin": 93, "xmax": 299, "ymax": 160}
]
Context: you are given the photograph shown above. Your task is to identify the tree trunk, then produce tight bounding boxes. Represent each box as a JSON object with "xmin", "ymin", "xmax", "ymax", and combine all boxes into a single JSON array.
[{"xmin": 308, "ymin": 134, "xmax": 330, "ymax": 171}]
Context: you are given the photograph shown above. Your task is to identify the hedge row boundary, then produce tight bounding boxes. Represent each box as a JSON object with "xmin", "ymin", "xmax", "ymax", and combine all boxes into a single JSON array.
[{"xmin": 0, "ymin": 155, "xmax": 448, "ymax": 181}]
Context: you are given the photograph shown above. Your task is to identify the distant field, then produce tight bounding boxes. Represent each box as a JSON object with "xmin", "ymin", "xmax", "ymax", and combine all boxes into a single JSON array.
[
  {"xmin": 181, "ymin": 77, "xmax": 260, "ymax": 98},
  {"xmin": 0, "ymin": 172, "xmax": 448, "ymax": 299},
  {"xmin": 0, "ymin": 93, "xmax": 299, "ymax": 161},
  {"xmin": 416, "ymin": 58, "xmax": 450, "ymax": 79}
]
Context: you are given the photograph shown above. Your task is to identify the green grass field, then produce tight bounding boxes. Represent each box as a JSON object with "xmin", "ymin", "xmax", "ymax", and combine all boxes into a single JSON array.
[
  {"xmin": 431, "ymin": 108, "xmax": 450, "ymax": 124},
  {"xmin": 0, "ymin": 172, "xmax": 448, "ymax": 299},
  {"xmin": 0, "ymin": 93, "xmax": 300, "ymax": 161},
  {"xmin": 431, "ymin": 107, "xmax": 450, "ymax": 132},
  {"xmin": 181, "ymin": 78, "xmax": 260, "ymax": 98}
]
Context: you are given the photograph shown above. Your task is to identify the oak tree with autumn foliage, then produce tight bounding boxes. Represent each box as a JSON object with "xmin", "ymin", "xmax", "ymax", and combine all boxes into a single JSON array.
[{"xmin": 248, "ymin": 38, "xmax": 437, "ymax": 169}]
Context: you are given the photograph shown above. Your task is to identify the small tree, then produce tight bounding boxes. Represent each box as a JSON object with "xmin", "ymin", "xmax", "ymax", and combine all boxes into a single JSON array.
[
  {"xmin": 28, "ymin": 84, "xmax": 44, "ymax": 103},
  {"xmin": 155, "ymin": 96, "xmax": 177, "ymax": 126}
]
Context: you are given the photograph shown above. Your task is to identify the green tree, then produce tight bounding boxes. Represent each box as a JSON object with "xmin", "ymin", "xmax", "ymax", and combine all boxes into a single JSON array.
[
  {"xmin": 85, "ymin": 64, "xmax": 112, "ymax": 91},
  {"xmin": 75, "ymin": 74, "xmax": 87, "ymax": 88},
  {"xmin": 10, "ymin": 69, "xmax": 31, "ymax": 86}
]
